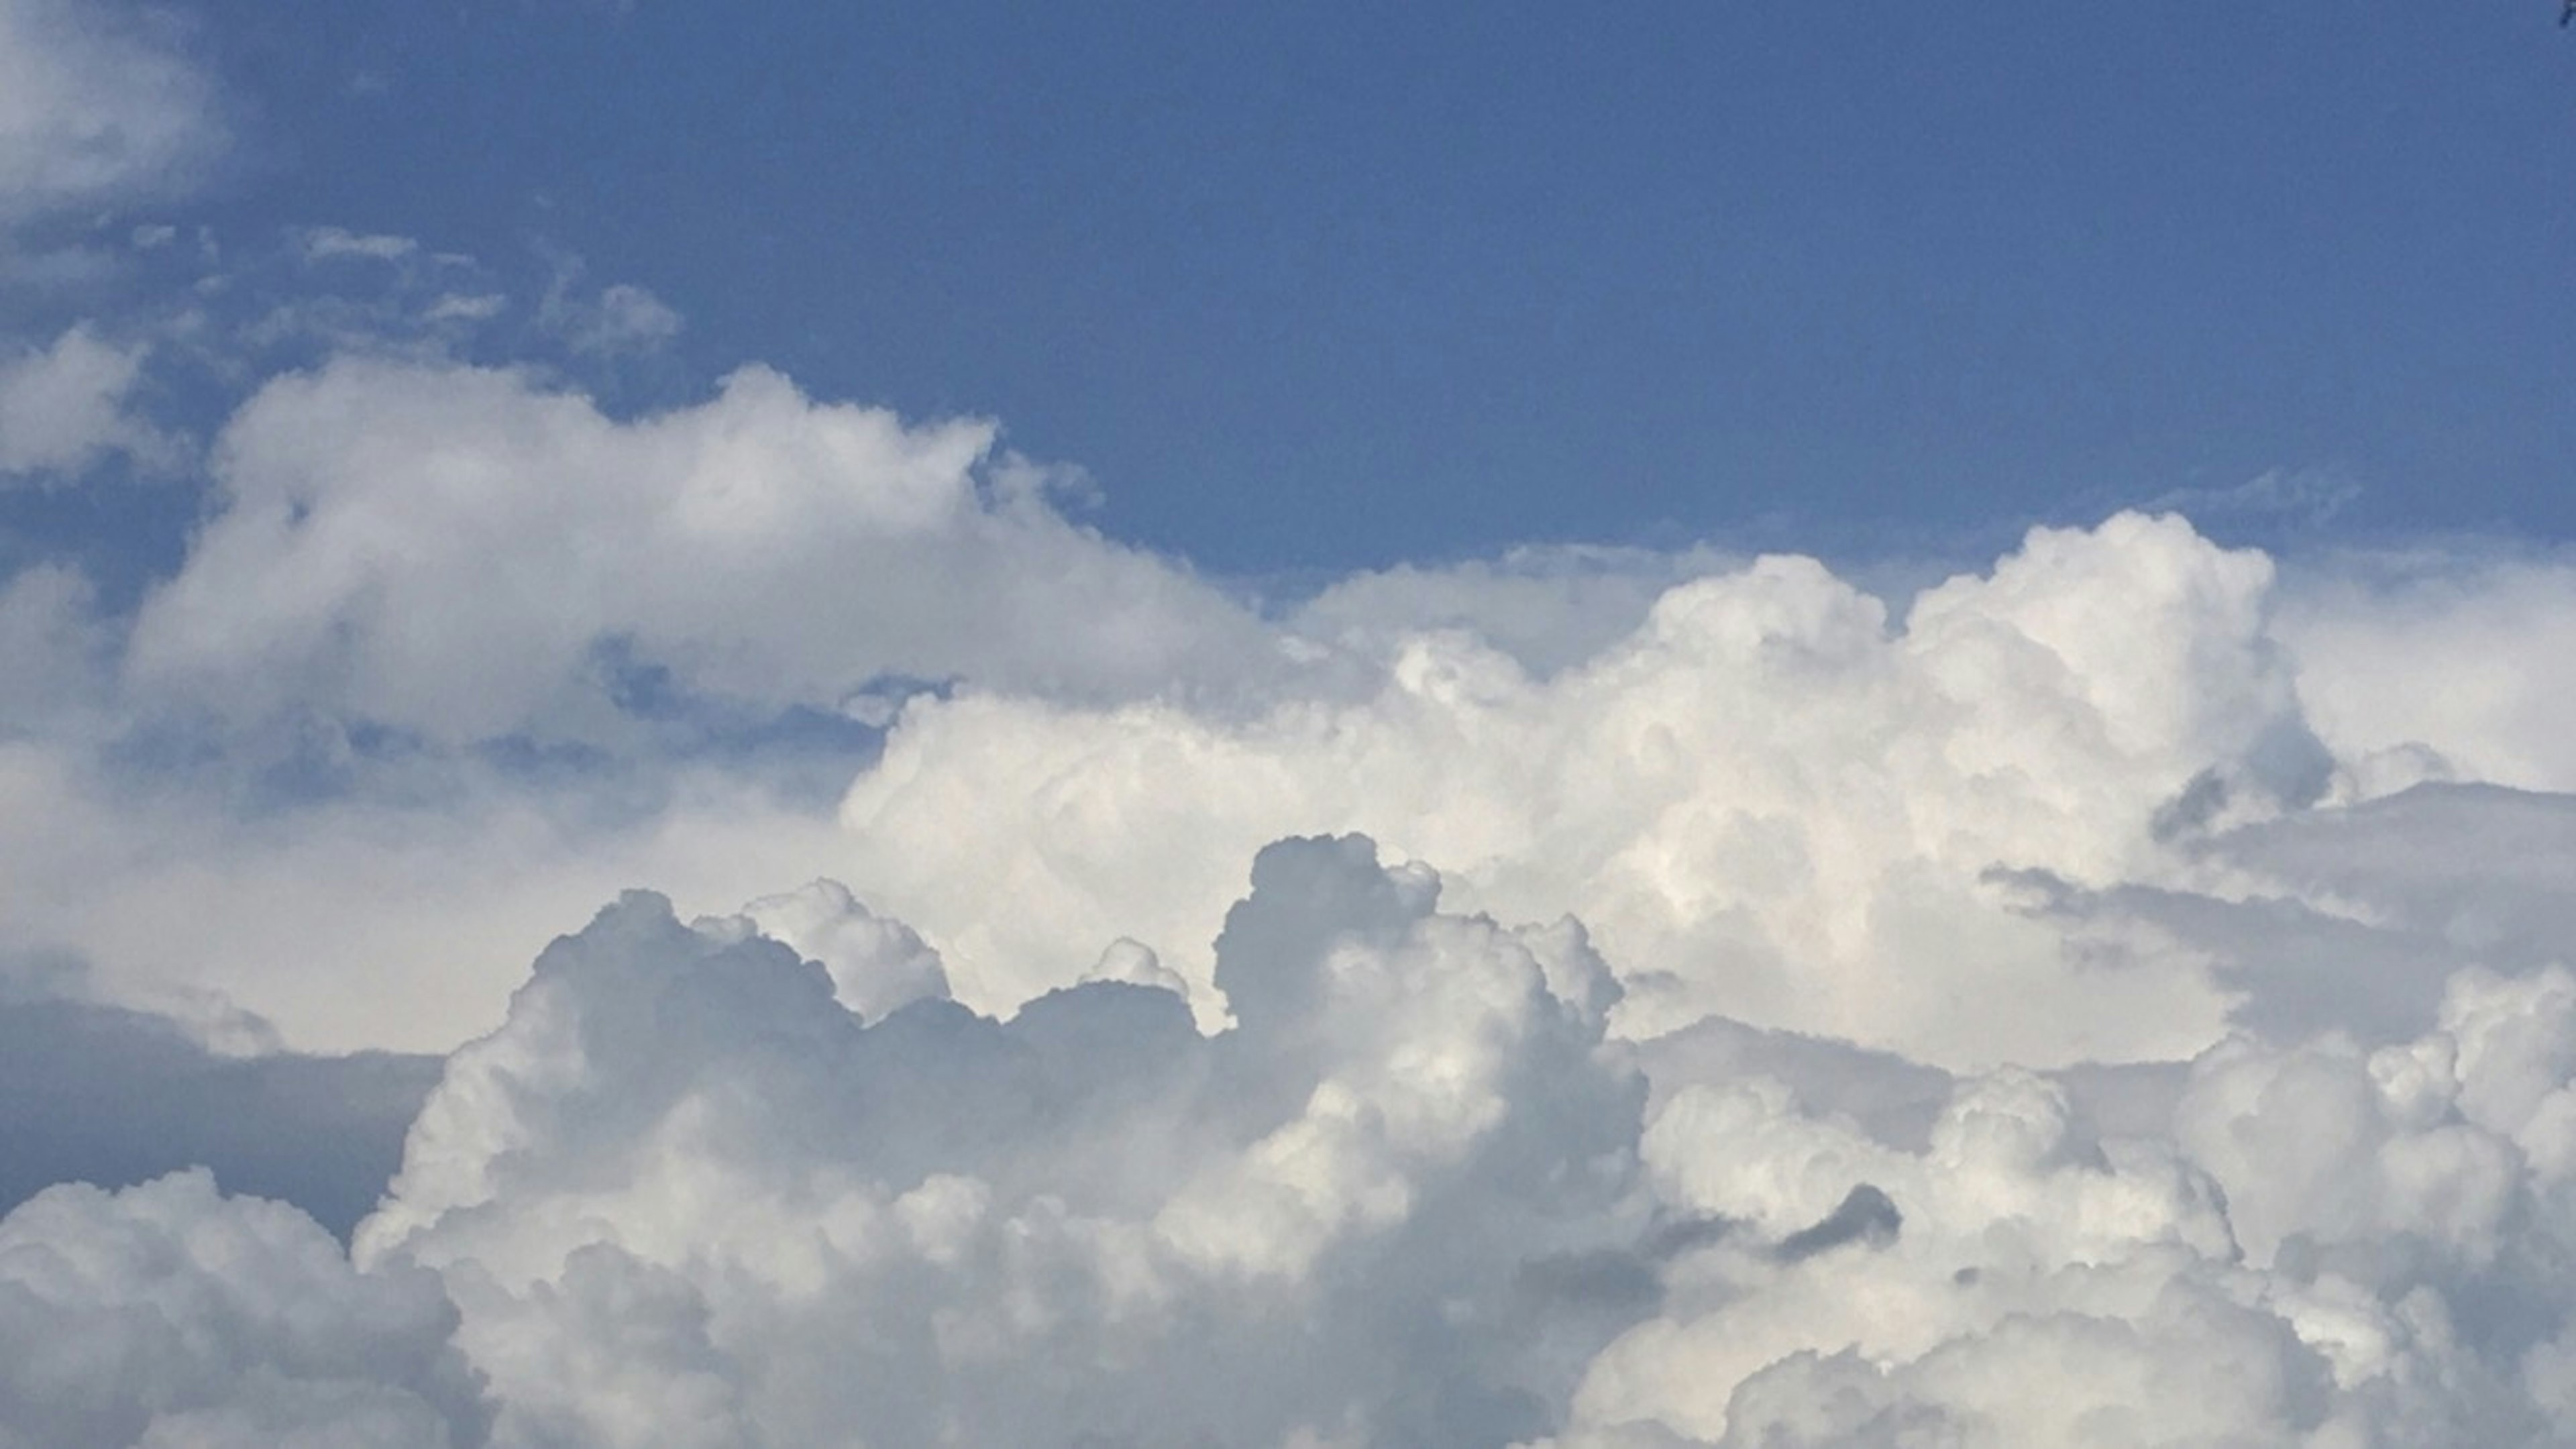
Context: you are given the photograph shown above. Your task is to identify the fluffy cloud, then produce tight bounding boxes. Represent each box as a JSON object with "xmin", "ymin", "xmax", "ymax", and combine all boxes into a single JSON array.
[
  {"xmin": 0, "ymin": 323, "xmax": 170, "ymax": 479},
  {"xmin": 1534, "ymin": 963, "xmax": 2576, "ymax": 1446},
  {"xmin": 11, "ymin": 215, "xmax": 2576, "ymax": 1439},
  {"xmin": 350, "ymin": 839, "xmax": 1644, "ymax": 1446},
  {"xmin": 12, "ymin": 810, "xmax": 2576, "ymax": 1445},
  {"xmin": 0, "ymin": 1171, "xmax": 484, "ymax": 1447},
  {"xmin": 0, "ymin": 0, "xmax": 223, "ymax": 227},
  {"xmin": 833, "ymin": 512, "xmax": 2322, "ymax": 1066},
  {"xmin": 9, "ymin": 7, "xmax": 2576, "ymax": 1440},
  {"xmin": 0, "ymin": 745, "xmax": 851, "ymax": 1051},
  {"xmin": 123, "ymin": 356, "xmax": 1296, "ymax": 745},
  {"xmin": 2276, "ymin": 550, "xmax": 2576, "ymax": 794}
]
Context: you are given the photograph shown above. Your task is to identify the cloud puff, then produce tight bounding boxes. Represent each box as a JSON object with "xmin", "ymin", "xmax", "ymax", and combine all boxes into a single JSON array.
[
  {"xmin": 0, "ymin": 323, "xmax": 172, "ymax": 479},
  {"xmin": 834, "ymin": 512, "xmax": 2326, "ymax": 1066},
  {"xmin": 2277, "ymin": 550, "xmax": 2576, "ymax": 794},
  {"xmin": 0, "ymin": 0, "xmax": 222, "ymax": 244},
  {"xmin": 351, "ymin": 838, "xmax": 1643, "ymax": 1447},
  {"xmin": 12, "ymin": 813, "xmax": 2576, "ymax": 1446},
  {"xmin": 0, "ymin": 1171, "xmax": 485, "ymax": 1448},
  {"xmin": 123, "ymin": 356, "xmax": 1297, "ymax": 746},
  {"xmin": 1538, "ymin": 963, "xmax": 2576, "ymax": 1446}
]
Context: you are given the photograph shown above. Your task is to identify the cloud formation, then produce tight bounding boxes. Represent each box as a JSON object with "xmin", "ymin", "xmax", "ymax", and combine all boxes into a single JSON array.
[
  {"xmin": 833, "ymin": 513, "xmax": 2330, "ymax": 1065},
  {"xmin": 346, "ymin": 839, "xmax": 1642, "ymax": 1446},
  {"xmin": 20, "ymin": 492, "xmax": 2576, "ymax": 1444},
  {"xmin": 11, "ymin": 796, "xmax": 2576, "ymax": 1445},
  {"xmin": 11, "ymin": 5, "xmax": 2576, "ymax": 1442}
]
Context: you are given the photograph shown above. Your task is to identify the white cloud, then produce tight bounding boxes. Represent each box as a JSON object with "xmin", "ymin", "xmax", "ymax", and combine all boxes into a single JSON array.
[
  {"xmin": 293, "ymin": 227, "xmax": 420, "ymax": 266},
  {"xmin": 0, "ymin": 0, "xmax": 223, "ymax": 226},
  {"xmin": 2278, "ymin": 549, "xmax": 2576, "ymax": 794},
  {"xmin": 5, "ymin": 203, "xmax": 2576, "ymax": 1440},
  {"xmin": 561, "ymin": 281, "xmax": 680, "ymax": 356},
  {"xmin": 830, "ymin": 513, "xmax": 2313, "ymax": 1065},
  {"xmin": 0, "ymin": 745, "xmax": 850, "ymax": 1051},
  {"xmin": 350, "ymin": 840, "xmax": 1644, "ymax": 1446},
  {"xmin": 0, "ymin": 1171, "xmax": 484, "ymax": 1447},
  {"xmin": 11, "ymin": 813, "xmax": 2576, "ymax": 1445},
  {"xmin": 0, "ymin": 323, "xmax": 172, "ymax": 478},
  {"xmin": 1538, "ymin": 962, "xmax": 2576, "ymax": 1446},
  {"xmin": 124, "ymin": 356, "xmax": 1297, "ymax": 745},
  {"xmin": 1287, "ymin": 541, "xmax": 1745, "ymax": 679},
  {"xmin": 718, "ymin": 876, "xmax": 951, "ymax": 1023}
]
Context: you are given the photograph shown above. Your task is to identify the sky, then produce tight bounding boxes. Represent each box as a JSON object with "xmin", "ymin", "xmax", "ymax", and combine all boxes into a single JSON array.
[{"xmin": 10, "ymin": 3, "xmax": 2576, "ymax": 1446}]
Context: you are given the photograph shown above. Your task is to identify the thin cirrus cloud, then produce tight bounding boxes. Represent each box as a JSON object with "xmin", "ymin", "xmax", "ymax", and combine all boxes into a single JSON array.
[{"xmin": 15, "ymin": 4, "xmax": 2576, "ymax": 1447}]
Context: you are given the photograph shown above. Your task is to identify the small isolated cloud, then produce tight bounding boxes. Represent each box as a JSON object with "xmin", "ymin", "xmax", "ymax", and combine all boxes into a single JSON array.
[
  {"xmin": 0, "ymin": 322, "xmax": 174, "ymax": 478},
  {"xmin": 422, "ymin": 291, "xmax": 506, "ymax": 324},
  {"xmin": 294, "ymin": 225, "xmax": 421, "ymax": 265},
  {"xmin": 561, "ymin": 280, "xmax": 681, "ymax": 356},
  {"xmin": 2148, "ymin": 467, "xmax": 2362, "ymax": 529}
]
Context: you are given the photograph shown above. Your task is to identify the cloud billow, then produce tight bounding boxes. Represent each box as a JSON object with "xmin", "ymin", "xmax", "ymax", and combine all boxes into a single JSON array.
[
  {"xmin": 15, "ymin": 806, "xmax": 2576, "ymax": 1444},
  {"xmin": 25, "ymin": 350, "xmax": 2576, "ymax": 1440},
  {"xmin": 15, "ymin": 16, "xmax": 2576, "ymax": 1432}
]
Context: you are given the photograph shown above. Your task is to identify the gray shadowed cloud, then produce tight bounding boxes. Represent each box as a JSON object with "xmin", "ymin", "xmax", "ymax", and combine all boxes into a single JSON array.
[
  {"xmin": 1772, "ymin": 1183, "xmax": 1902, "ymax": 1262},
  {"xmin": 0, "ymin": 975, "xmax": 437, "ymax": 1238}
]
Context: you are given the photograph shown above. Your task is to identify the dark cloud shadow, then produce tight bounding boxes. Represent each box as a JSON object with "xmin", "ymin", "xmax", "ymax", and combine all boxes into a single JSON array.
[{"xmin": 0, "ymin": 996, "xmax": 437, "ymax": 1239}]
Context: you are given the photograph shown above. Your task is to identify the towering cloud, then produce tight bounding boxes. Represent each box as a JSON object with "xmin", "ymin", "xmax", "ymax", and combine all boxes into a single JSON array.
[
  {"xmin": 833, "ymin": 513, "xmax": 2325, "ymax": 1067},
  {"xmin": 346, "ymin": 839, "xmax": 1644, "ymax": 1446},
  {"xmin": 8, "ymin": 2, "xmax": 2576, "ymax": 1440}
]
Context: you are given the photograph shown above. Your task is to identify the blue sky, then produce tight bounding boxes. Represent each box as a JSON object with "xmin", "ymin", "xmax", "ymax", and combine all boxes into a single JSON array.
[{"xmin": 80, "ymin": 1, "xmax": 2573, "ymax": 574}]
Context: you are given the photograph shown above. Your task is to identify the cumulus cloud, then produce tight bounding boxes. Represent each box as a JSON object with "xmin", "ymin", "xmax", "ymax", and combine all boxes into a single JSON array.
[
  {"xmin": 123, "ymin": 356, "xmax": 1295, "ymax": 746},
  {"xmin": 9, "ymin": 188, "xmax": 2576, "ymax": 1439},
  {"xmin": 0, "ymin": 745, "xmax": 853, "ymax": 1051},
  {"xmin": 2276, "ymin": 549, "xmax": 2576, "ymax": 794},
  {"xmin": 1532, "ymin": 957, "xmax": 2576, "ymax": 1447},
  {"xmin": 345, "ymin": 839, "xmax": 1644, "ymax": 1446},
  {"xmin": 11, "ymin": 806, "xmax": 2576, "ymax": 1445},
  {"xmin": 0, "ymin": 1171, "xmax": 485, "ymax": 1448},
  {"xmin": 553, "ymin": 282, "xmax": 681, "ymax": 357},
  {"xmin": 830, "ymin": 513, "xmax": 2332, "ymax": 1064}
]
